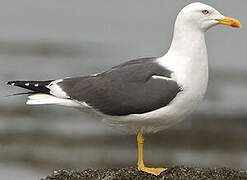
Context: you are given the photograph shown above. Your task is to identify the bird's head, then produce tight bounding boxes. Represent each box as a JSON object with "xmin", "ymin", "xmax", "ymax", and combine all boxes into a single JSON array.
[{"xmin": 176, "ymin": 2, "xmax": 241, "ymax": 32}]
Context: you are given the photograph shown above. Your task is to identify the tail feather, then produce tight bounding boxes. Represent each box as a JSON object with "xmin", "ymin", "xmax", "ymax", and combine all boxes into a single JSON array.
[
  {"xmin": 7, "ymin": 79, "xmax": 82, "ymax": 107},
  {"xmin": 7, "ymin": 80, "xmax": 53, "ymax": 94},
  {"xmin": 6, "ymin": 92, "xmax": 35, "ymax": 97},
  {"xmin": 26, "ymin": 93, "xmax": 81, "ymax": 107}
]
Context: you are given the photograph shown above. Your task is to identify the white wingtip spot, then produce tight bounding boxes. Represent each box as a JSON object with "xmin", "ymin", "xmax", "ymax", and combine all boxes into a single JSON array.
[
  {"xmin": 25, "ymin": 83, "xmax": 30, "ymax": 86},
  {"xmin": 34, "ymin": 84, "xmax": 39, "ymax": 87},
  {"xmin": 11, "ymin": 83, "xmax": 15, "ymax": 86}
]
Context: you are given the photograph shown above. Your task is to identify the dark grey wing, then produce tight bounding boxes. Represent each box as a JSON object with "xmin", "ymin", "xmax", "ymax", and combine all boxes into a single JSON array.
[{"xmin": 58, "ymin": 58, "xmax": 182, "ymax": 116}]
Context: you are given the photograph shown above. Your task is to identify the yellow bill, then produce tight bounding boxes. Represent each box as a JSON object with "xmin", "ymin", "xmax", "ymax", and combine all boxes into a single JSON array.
[{"xmin": 217, "ymin": 17, "xmax": 242, "ymax": 28}]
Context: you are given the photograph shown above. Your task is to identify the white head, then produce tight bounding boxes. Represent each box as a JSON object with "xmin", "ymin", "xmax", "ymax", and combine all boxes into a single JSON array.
[
  {"xmin": 176, "ymin": 2, "xmax": 241, "ymax": 32},
  {"xmin": 167, "ymin": 2, "xmax": 241, "ymax": 60}
]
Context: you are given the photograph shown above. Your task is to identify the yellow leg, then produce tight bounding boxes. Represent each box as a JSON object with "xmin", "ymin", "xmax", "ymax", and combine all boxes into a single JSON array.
[{"xmin": 137, "ymin": 131, "xmax": 167, "ymax": 176}]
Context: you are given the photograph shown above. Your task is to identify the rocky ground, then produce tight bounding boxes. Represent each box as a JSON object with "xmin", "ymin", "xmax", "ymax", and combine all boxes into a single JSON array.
[{"xmin": 42, "ymin": 166, "xmax": 247, "ymax": 180}]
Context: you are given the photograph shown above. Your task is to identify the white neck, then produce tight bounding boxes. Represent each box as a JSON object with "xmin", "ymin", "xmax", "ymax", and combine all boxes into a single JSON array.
[
  {"xmin": 168, "ymin": 20, "xmax": 207, "ymax": 59},
  {"xmin": 157, "ymin": 18, "xmax": 209, "ymax": 100}
]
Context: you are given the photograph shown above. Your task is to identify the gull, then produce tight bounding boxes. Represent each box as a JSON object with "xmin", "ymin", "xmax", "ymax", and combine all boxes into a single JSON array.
[{"xmin": 7, "ymin": 2, "xmax": 241, "ymax": 176}]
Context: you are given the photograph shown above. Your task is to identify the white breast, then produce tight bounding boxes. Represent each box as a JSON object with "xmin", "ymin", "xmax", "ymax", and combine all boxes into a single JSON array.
[{"xmin": 156, "ymin": 53, "xmax": 209, "ymax": 122}]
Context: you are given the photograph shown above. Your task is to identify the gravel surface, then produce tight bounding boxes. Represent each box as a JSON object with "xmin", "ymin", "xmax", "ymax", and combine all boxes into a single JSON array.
[{"xmin": 42, "ymin": 166, "xmax": 247, "ymax": 180}]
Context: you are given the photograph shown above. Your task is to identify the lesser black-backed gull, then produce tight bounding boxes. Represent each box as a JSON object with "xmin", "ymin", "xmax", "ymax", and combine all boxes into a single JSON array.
[{"xmin": 7, "ymin": 2, "xmax": 241, "ymax": 176}]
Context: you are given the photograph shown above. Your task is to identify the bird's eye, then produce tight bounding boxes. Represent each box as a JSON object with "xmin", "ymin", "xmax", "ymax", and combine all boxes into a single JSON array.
[{"xmin": 202, "ymin": 10, "xmax": 209, "ymax": 15}]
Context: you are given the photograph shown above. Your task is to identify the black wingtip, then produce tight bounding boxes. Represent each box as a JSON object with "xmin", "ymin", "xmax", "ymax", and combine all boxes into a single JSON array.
[
  {"xmin": 6, "ymin": 80, "xmax": 53, "ymax": 94},
  {"xmin": 6, "ymin": 81, "xmax": 16, "ymax": 86}
]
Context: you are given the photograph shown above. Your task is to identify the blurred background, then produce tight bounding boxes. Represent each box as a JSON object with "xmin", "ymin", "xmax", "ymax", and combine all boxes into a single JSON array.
[{"xmin": 0, "ymin": 0, "xmax": 246, "ymax": 179}]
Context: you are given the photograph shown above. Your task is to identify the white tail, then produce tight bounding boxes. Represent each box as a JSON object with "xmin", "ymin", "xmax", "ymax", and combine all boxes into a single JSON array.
[{"xmin": 26, "ymin": 94, "xmax": 81, "ymax": 107}]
